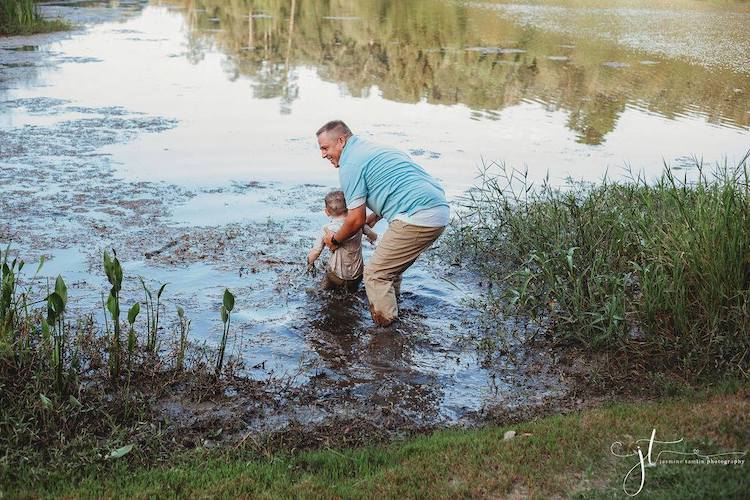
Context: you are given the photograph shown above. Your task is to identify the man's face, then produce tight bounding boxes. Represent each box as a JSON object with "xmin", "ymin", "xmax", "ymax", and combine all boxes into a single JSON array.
[{"xmin": 317, "ymin": 131, "xmax": 346, "ymax": 168}]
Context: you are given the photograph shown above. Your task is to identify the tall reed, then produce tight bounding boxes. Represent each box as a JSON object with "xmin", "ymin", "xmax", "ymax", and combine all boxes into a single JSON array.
[{"xmin": 451, "ymin": 153, "xmax": 750, "ymax": 377}]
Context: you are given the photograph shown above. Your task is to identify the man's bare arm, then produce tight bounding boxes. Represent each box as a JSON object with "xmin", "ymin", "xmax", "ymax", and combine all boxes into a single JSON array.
[{"xmin": 324, "ymin": 204, "xmax": 366, "ymax": 250}]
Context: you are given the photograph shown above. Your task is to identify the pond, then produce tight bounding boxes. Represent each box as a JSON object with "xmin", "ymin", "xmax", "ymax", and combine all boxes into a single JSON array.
[{"xmin": 1, "ymin": 0, "xmax": 748, "ymax": 428}]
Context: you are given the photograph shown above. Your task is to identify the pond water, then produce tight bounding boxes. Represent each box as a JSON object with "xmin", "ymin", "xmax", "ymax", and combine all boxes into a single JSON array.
[{"xmin": 1, "ymin": 0, "xmax": 749, "ymax": 427}]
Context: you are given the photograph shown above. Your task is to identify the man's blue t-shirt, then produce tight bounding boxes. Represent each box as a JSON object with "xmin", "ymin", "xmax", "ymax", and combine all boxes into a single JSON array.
[{"xmin": 338, "ymin": 135, "xmax": 448, "ymax": 222}]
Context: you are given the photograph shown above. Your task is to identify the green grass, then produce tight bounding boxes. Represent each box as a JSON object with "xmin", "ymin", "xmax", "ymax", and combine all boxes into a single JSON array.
[
  {"xmin": 4, "ymin": 381, "xmax": 747, "ymax": 498},
  {"xmin": 449, "ymin": 154, "xmax": 750, "ymax": 380},
  {"xmin": 0, "ymin": 0, "xmax": 70, "ymax": 36}
]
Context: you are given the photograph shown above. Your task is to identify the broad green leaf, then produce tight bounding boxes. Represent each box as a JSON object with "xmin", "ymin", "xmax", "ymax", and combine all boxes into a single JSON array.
[
  {"xmin": 55, "ymin": 275, "xmax": 68, "ymax": 305},
  {"xmin": 176, "ymin": 306, "xmax": 184, "ymax": 318},
  {"xmin": 106, "ymin": 444, "xmax": 134, "ymax": 460},
  {"xmin": 127, "ymin": 303, "xmax": 140, "ymax": 325},
  {"xmin": 107, "ymin": 293, "xmax": 119, "ymax": 318},
  {"xmin": 157, "ymin": 283, "xmax": 167, "ymax": 300},
  {"xmin": 223, "ymin": 289, "xmax": 235, "ymax": 312},
  {"xmin": 68, "ymin": 395, "xmax": 82, "ymax": 408},
  {"xmin": 47, "ymin": 292, "xmax": 65, "ymax": 323},
  {"xmin": 220, "ymin": 305, "xmax": 228, "ymax": 323}
]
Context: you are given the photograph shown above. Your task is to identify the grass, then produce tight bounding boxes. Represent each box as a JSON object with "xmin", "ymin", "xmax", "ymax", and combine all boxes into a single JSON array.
[
  {"xmin": 0, "ymin": 0, "xmax": 70, "ymax": 36},
  {"xmin": 448, "ymin": 154, "xmax": 750, "ymax": 381},
  {"xmin": 3, "ymin": 380, "xmax": 747, "ymax": 498}
]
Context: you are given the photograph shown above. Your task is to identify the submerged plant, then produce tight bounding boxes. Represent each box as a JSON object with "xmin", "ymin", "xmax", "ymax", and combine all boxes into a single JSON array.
[{"xmin": 215, "ymin": 289, "xmax": 235, "ymax": 376}]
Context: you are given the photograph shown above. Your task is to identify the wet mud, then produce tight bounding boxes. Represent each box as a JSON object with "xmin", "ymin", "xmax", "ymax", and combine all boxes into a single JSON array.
[{"xmin": 0, "ymin": 0, "xmax": 595, "ymax": 447}]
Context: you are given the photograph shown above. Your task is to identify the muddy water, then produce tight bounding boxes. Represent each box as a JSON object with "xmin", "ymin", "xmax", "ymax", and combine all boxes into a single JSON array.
[{"xmin": 1, "ymin": 0, "xmax": 749, "ymax": 429}]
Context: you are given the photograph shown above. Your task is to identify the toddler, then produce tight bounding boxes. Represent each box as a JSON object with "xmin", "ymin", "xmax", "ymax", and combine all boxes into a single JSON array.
[{"xmin": 307, "ymin": 190, "xmax": 377, "ymax": 291}]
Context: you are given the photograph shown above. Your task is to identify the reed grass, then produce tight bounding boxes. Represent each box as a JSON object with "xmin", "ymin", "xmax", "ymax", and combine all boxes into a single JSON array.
[
  {"xmin": 450, "ymin": 152, "xmax": 750, "ymax": 378},
  {"xmin": 0, "ymin": 0, "xmax": 69, "ymax": 35}
]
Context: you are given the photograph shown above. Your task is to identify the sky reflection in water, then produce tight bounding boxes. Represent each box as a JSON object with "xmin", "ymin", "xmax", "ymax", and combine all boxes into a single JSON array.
[{"xmin": 2, "ymin": 0, "xmax": 748, "ymax": 195}]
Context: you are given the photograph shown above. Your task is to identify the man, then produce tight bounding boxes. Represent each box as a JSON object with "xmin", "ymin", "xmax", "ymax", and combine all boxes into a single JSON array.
[{"xmin": 316, "ymin": 120, "xmax": 450, "ymax": 327}]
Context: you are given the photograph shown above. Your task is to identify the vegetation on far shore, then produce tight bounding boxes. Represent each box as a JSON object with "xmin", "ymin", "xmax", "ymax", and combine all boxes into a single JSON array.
[
  {"xmin": 448, "ymin": 153, "xmax": 750, "ymax": 382},
  {"xmin": 0, "ymin": 0, "xmax": 70, "ymax": 36}
]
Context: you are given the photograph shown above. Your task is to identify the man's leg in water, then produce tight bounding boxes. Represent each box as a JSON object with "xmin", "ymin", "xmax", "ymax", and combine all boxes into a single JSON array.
[{"xmin": 364, "ymin": 220, "xmax": 444, "ymax": 326}]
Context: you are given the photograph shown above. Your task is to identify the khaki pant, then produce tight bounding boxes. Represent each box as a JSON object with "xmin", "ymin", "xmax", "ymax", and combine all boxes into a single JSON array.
[{"xmin": 364, "ymin": 220, "xmax": 445, "ymax": 326}]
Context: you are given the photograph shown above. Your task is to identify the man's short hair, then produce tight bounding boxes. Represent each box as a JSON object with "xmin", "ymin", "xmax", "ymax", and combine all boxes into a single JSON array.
[
  {"xmin": 324, "ymin": 190, "xmax": 348, "ymax": 216},
  {"xmin": 316, "ymin": 120, "xmax": 352, "ymax": 139}
]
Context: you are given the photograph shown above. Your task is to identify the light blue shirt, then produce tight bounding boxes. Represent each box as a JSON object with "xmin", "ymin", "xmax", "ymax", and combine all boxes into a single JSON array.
[{"xmin": 338, "ymin": 135, "xmax": 449, "ymax": 223}]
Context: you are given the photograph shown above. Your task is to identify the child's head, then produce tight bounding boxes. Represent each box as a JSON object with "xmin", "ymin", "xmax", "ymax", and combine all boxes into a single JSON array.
[{"xmin": 324, "ymin": 190, "xmax": 348, "ymax": 217}]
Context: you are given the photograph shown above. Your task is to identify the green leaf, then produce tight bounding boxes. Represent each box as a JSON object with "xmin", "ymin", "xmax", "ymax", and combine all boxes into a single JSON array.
[
  {"xmin": 55, "ymin": 275, "xmax": 68, "ymax": 305},
  {"xmin": 127, "ymin": 303, "xmax": 140, "ymax": 325},
  {"xmin": 36, "ymin": 255, "xmax": 46, "ymax": 274},
  {"xmin": 106, "ymin": 444, "xmax": 134, "ymax": 460},
  {"xmin": 157, "ymin": 283, "xmax": 167, "ymax": 300},
  {"xmin": 113, "ymin": 257, "xmax": 123, "ymax": 289},
  {"xmin": 223, "ymin": 289, "xmax": 235, "ymax": 312},
  {"xmin": 68, "ymin": 395, "xmax": 82, "ymax": 408},
  {"xmin": 177, "ymin": 306, "xmax": 184, "ymax": 318},
  {"xmin": 220, "ymin": 305, "xmax": 228, "ymax": 323},
  {"xmin": 41, "ymin": 318, "xmax": 51, "ymax": 342},
  {"xmin": 40, "ymin": 394, "xmax": 53, "ymax": 409},
  {"xmin": 46, "ymin": 292, "xmax": 65, "ymax": 323},
  {"xmin": 566, "ymin": 247, "xmax": 577, "ymax": 272},
  {"xmin": 138, "ymin": 276, "xmax": 152, "ymax": 300},
  {"xmin": 107, "ymin": 293, "xmax": 119, "ymax": 318}
]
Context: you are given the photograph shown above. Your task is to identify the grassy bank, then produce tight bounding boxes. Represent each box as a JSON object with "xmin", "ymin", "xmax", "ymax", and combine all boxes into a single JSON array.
[
  {"xmin": 0, "ymin": 0, "xmax": 69, "ymax": 36},
  {"xmin": 3, "ymin": 381, "xmax": 747, "ymax": 498},
  {"xmin": 449, "ymin": 154, "xmax": 750, "ymax": 381}
]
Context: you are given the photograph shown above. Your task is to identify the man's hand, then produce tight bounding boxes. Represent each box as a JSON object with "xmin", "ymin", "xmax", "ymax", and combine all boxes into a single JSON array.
[
  {"xmin": 323, "ymin": 230, "xmax": 338, "ymax": 251},
  {"xmin": 326, "ymin": 204, "xmax": 366, "ymax": 250}
]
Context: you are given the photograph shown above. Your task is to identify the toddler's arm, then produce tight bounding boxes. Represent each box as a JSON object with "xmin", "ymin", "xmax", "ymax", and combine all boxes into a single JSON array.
[
  {"xmin": 307, "ymin": 234, "xmax": 325, "ymax": 266},
  {"xmin": 363, "ymin": 224, "xmax": 378, "ymax": 244}
]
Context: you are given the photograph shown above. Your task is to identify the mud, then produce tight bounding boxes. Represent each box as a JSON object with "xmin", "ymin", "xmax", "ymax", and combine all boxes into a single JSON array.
[{"xmin": 0, "ymin": 0, "xmax": 600, "ymax": 448}]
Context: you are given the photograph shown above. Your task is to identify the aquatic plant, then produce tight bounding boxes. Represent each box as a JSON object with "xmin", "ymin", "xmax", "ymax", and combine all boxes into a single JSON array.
[
  {"xmin": 215, "ymin": 288, "xmax": 235, "ymax": 376},
  {"xmin": 176, "ymin": 305, "xmax": 190, "ymax": 370},
  {"xmin": 43, "ymin": 276, "xmax": 68, "ymax": 395},
  {"xmin": 103, "ymin": 250, "xmax": 123, "ymax": 381},
  {"xmin": 127, "ymin": 302, "xmax": 140, "ymax": 370},
  {"xmin": 0, "ymin": 0, "xmax": 69, "ymax": 35},
  {"xmin": 451, "ymin": 153, "xmax": 750, "ymax": 377},
  {"xmin": 139, "ymin": 278, "xmax": 167, "ymax": 354},
  {"xmin": 0, "ymin": 245, "xmax": 20, "ymax": 356}
]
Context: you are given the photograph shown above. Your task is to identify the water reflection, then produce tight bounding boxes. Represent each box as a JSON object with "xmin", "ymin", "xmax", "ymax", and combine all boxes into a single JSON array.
[{"xmin": 168, "ymin": 0, "xmax": 749, "ymax": 145}]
